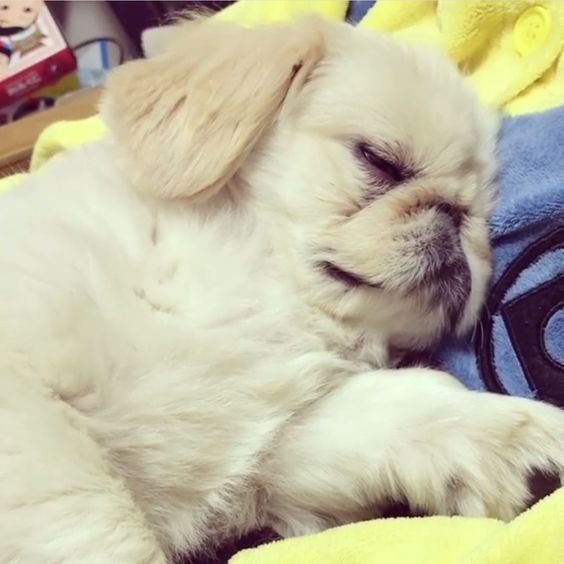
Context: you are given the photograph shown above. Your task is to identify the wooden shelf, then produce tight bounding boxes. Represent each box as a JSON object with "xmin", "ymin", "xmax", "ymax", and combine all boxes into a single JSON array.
[{"xmin": 0, "ymin": 87, "xmax": 101, "ymax": 177}]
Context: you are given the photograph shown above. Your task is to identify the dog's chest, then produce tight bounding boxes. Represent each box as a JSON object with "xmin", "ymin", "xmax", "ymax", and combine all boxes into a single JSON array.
[{"xmin": 89, "ymin": 218, "xmax": 360, "ymax": 547}]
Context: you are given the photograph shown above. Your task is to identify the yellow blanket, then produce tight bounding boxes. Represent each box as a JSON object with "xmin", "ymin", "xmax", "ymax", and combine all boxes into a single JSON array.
[
  {"xmin": 0, "ymin": 116, "xmax": 106, "ymax": 192},
  {"xmin": 232, "ymin": 488, "xmax": 564, "ymax": 564},
  {"xmin": 220, "ymin": 0, "xmax": 564, "ymax": 116},
  {"xmin": 361, "ymin": 0, "xmax": 564, "ymax": 116}
]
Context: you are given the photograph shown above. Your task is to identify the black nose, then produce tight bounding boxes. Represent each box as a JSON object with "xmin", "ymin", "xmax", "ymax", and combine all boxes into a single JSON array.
[{"xmin": 435, "ymin": 203, "xmax": 463, "ymax": 229}]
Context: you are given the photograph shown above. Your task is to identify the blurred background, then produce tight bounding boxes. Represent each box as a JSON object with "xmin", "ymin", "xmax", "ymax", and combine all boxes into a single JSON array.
[{"xmin": 0, "ymin": 1, "xmax": 235, "ymax": 125}]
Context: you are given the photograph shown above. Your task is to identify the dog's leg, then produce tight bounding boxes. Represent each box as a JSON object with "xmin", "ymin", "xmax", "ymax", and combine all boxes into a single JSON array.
[
  {"xmin": 263, "ymin": 368, "xmax": 564, "ymax": 537},
  {"xmin": 0, "ymin": 377, "xmax": 166, "ymax": 564}
]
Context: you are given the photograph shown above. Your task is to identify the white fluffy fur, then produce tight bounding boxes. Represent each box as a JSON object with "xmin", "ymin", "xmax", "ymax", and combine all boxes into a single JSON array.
[{"xmin": 1, "ymin": 17, "xmax": 564, "ymax": 563}]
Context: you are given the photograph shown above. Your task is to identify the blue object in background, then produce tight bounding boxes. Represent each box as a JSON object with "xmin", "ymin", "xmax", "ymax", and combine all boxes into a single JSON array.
[
  {"xmin": 100, "ymin": 39, "xmax": 111, "ymax": 72},
  {"xmin": 74, "ymin": 37, "xmax": 124, "ymax": 88},
  {"xmin": 347, "ymin": 0, "xmax": 376, "ymax": 23}
]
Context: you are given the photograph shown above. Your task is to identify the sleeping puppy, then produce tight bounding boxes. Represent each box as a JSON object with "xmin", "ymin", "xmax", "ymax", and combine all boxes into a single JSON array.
[{"xmin": 1, "ymin": 15, "xmax": 563, "ymax": 563}]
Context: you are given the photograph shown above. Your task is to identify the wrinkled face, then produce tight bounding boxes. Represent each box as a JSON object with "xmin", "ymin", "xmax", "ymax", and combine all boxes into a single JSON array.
[
  {"xmin": 0, "ymin": 0, "xmax": 42, "ymax": 29},
  {"xmin": 253, "ymin": 28, "xmax": 497, "ymax": 351}
]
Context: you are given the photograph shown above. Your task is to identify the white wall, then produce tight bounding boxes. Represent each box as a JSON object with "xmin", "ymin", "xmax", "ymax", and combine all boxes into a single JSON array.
[{"xmin": 50, "ymin": 1, "xmax": 135, "ymax": 59}]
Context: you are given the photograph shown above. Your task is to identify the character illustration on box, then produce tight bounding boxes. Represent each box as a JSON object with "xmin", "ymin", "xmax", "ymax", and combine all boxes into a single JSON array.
[{"xmin": 0, "ymin": 0, "xmax": 46, "ymax": 79}]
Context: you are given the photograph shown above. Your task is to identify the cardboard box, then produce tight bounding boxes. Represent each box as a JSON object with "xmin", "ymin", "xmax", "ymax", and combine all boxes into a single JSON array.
[{"xmin": 0, "ymin": 1, "xmax": 76, "ymax": 109}]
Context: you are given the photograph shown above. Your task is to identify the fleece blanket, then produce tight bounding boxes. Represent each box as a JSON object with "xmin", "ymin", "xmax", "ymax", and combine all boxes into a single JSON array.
[
  {"xmin": 436, "ymin": 106, "xmax": 564, "ymax": 407},
  {"xmin": 231, "ymin": 488, "xmax": 564, "ymax": 564},
  {"xmin": 361, "ymin": 0, "xmax": 564, "ymax": 115},
  {"xmin": 219, "ymin": 0, "xmax": 564, "ymax": 116}
]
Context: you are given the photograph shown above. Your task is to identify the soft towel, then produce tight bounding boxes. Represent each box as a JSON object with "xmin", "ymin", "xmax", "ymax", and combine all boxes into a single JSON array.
[
  {"xmin": 220, "ymin": 0, "xmax": 564, "ymax": 115},
  {"xmin": 230, "ymin": 486, "xmax": 564, "ymax": 564},
  {"xmin": 360, "ymin": 0, "xmax": 564, "ymax": 115},
  {"xmin": 436, "ymin": 105, "xmax": 564, "ymax": 407},
  {"xmin": 217, "ymin": 0, "xmax": 348, "ymax": 24},
  {"xmin": 0, "ymin": 115, "xmax": 106, "ymax": 192}
]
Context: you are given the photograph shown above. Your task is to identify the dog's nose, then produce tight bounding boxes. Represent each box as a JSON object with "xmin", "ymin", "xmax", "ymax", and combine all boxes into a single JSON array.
[
  {"xmin": 421, "ymin": 214, "xmax": 471, "ymax": 327},
  {"xmin": 429, "ymin": 256, "xmax": 472, "ymax": 329}
]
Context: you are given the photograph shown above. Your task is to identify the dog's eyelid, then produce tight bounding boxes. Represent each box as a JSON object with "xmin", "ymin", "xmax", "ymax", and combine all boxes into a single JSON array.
[{"xmin": 354, "ymin": 141, "xmax": 410, "ymax": 184}]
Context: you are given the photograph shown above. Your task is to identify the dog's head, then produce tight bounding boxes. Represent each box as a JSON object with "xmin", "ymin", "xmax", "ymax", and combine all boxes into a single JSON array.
[{"xmin": 103, "ymin": 16, "xmax": 498, "ymax": 353}]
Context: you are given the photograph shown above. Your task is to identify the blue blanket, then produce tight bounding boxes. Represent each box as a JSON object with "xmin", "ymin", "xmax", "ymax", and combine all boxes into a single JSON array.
[{"xmin": 436, "ymin": 107, "xmax": 564, "ymax": 406}]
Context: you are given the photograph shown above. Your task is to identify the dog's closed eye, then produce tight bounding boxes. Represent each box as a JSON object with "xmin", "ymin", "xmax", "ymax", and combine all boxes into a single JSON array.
[{"xmin": 354, "ymin": 141, "xmax": 410, "ymax": 193}]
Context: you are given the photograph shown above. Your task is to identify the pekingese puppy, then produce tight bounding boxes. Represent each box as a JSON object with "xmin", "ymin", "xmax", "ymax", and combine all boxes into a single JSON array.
[{"xmin": 1, "ymin": 16, "xmax": 563, "ymax": 563}]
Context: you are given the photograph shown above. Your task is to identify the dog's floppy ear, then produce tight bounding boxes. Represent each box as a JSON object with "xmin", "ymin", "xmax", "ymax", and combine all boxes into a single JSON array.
[{"xmin": 102, "ymin": 17, "xmax": 326, "ymax": 201}]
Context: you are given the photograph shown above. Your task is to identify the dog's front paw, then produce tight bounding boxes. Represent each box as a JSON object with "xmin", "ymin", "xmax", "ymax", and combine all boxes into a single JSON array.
[
  {"xmin": 439, "ymin": 395, "xmax": 564, "ymax": 520},
  {"xmin": 262, "ymin": 373, "xmax": 564, "ymax": 535}
]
